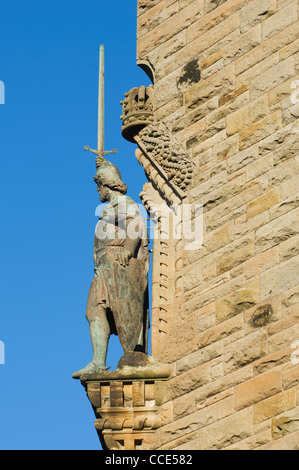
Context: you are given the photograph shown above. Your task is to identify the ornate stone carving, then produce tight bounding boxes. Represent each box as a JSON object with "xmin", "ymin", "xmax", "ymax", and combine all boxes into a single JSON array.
[
  {"xmin": 120, "ymin": 85, "xmax": 155, "ymax": 143},
  {"xmin": 120, "ymin": 86, "xmax": 193, "ymax": 203},
  {"xmin": 81, "ymin": 358, "xmax": 173, "ymax": 450},
  {"xmin": 138, "ymin": 122, "xmax": 193, "ymax": 192}
]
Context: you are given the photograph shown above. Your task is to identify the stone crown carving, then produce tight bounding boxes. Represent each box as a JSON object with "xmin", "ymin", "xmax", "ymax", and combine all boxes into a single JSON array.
[
  {"xmin": 121, "ymin": 85, "xmax": 193, "ymax": 198},
  {"xmin": 120, "ymin": 85, "xmax": 154, "ymax": 142}
]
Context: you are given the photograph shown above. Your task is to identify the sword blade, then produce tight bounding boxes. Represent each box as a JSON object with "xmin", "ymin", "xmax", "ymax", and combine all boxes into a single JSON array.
[{"xmin": 97, "ymin": 44, "xmax": 105, "ymax": 157}]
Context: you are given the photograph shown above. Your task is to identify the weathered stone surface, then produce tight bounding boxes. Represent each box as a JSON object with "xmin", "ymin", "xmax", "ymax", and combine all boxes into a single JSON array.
[
  {"xmin": 239, "ymin": 0, "xmax": 276, "ymax": 34},
  {"xmin": 247, "ymin": 188, "xmax": 280, "ymax": 219},
  {"xmin": 134, "ymin": 0, "xmax": 299, "ymax": 451},
  {"xmin": 255, "ymin": 207, "xmax": 299, "ymax": 254},
  {"xmin": 216, "ymin": 279, "xmax": 259, "ymax": 322},
  {"xmin": 234, "ymin": 369, "xmax": 282, "ymax": 411},
  {"xmin": 197, "ymin": 407, "xmax": 253, "ymax": 449},
  {"xmin": 253, "ymin": 388, "xmax": 296, "ymax": 424},
  {"xmin": 260, "ymin": 254, "xmax": 299, "ymax": 301},
  {"xmin": 272, "ymin": 406, "xmax": 299, "ymax": 439},
  {"xmin": 262, "ymin": 2, "xmax": 298, "ymax": 41},
  {"xmin": 224, "ymin": 330, "xmax": 268, "ymax": 374}
]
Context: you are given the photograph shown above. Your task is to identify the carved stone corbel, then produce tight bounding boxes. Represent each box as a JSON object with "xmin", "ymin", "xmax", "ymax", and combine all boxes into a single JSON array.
[{"xmin": 81, "ymin": 358, "xmax": 173, "ymax": 450}]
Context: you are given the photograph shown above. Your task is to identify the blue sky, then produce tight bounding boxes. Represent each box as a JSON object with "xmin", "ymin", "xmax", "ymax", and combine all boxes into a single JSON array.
[{"xmin": 0, "ymin": 0, "xmax": 152, "ymax": 450}]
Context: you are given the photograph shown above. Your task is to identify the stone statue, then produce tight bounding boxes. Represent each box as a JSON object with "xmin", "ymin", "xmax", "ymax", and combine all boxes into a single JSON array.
[{"xmin": 73, "ymin": 156, "xmax": 149, "ymax": 378}]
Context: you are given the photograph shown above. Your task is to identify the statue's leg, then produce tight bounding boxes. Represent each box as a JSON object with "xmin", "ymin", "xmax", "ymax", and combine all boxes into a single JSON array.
[
  {"xmin": 72, "ymin": 284, "xmax": 111, "ymax": 378},
  {"xmin": 89, "ymin": 306, "xmax": 110, "ymax": 369}
]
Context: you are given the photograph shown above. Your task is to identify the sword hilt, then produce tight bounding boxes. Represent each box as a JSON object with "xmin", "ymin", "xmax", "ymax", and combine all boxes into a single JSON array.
[{"xmin": 84, "ymin": 146, "xmax": 118, "ymax": 156}]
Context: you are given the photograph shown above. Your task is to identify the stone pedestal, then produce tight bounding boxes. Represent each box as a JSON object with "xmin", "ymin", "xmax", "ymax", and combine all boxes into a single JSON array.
[{"xmin": 79, "ymin": 353, "xmax": 173, "ymax": 450}]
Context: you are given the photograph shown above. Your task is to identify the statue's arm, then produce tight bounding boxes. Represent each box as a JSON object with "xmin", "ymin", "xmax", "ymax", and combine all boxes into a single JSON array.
[{"xmin": 117, "ymin": 217, "xmax": 140, "ymax": 267}]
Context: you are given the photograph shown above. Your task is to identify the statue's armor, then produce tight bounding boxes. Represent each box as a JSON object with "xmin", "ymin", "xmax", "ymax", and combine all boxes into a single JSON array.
[{"xmin": 85, "ymin": 195, "xmax": 149, "ymax": 352}]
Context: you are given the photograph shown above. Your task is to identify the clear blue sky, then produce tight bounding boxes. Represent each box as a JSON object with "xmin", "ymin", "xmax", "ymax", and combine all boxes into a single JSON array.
[{"xmin": 0, "ymin": 0, "xmax": 152, "ymax": 449}]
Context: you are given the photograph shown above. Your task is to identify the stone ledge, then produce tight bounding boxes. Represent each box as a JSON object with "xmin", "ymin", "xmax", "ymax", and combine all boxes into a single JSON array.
[{"xmin": 77, "ymin": 353, "xmax": 174, "ymax": 383}]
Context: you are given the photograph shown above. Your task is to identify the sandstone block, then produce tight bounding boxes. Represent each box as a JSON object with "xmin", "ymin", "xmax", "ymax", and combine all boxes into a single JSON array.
[
  {"xmin": 240, "ymin": 0, "xmax": 277, "ymax": 34},
  {"xmin": 245, "ymin": 246, "xmax": 279, "ymax": 280},
  {"xmin": 279, "ymin": 233, "xmax": 299, "ymax": 263},
  {"xmin": 137, "ymin": 1, "xmax": 169, "ymax": 36},
  {"xmin": 193, "ymin": 394, "xmax": 234, "ymax": 428},
  {"xmin": 166, "ymin": 362, "xmax": 210, "ymax": 401},
  {"xmin": 183, "ymin": 260, "xmax": 203, "ymax": 292},
  {"xmin": 253, "ymin": 388, "xmax": 296, "ymax": 424},
  {"xmin": 224, "ymin": 330, "xmax": 268, "ymax": 374},
  {"xmin": 195, "ymin": 364, "xmax": 253, "ymax": 405},
  {"xmin": 262, "ymin": 2, "xmax": 298, "ymax": 41},
  {"xmin": 236, "ymin": 52, "xmax": 278, "ymax": 90},
  {"xmin": 201, "ymin": 48, "xmax": 223, "ymax": 70},
  {"xmin": 186, "ymin": 9, "xmax": 240, "ymax": 53},
  {"xmin": 258, "ymin": 159, "xmax": 295, "ymax": 193},
  {"xmin": 197, "ymin": 407, "xmax": 253, "ymax": 449},
  {"xmin": 250, "ymin": 57, "xmax": 294, "ymax": 100},
  {"xmin": 204, "ymin": 0, "xmax": 227, "ymax": 14},
  {"xmin": 255, "ymin": 207, "xmax": 299, "ymax": 253},
  {"xmin": 212, "ymin": 134, "xmax": 239, "ymax": 164},
  {"xmin": 283, "ymin": 364, "xmax": 299, "ymax": 391},
  {"xmin": 245, "ymin": 152, "xmax": 273, "ymax": 182},
  {"xmin": 253, "ymin": 346, "xmax": 291, "ymax": 376},
  {"xmin": 272, "ymin": 406, "xmax": 299, "ymax": 439},
  {"xmin": 247, "ymin": 188, "xmax": 280, "ymax": 219},
  {"xmin": 216, "ymin": 241, "xmax": 254, "ymax": 275},
  {"xmin": 227, "ymin": 144, "xmax": 258, "ymax": 174},
  {"xmin": 279, "ymin": 38, "xmax": 299, "ymax": 61},
  {"xmin": 216, "ymin": 278, "xmax": 259, "ymax": 322},
  {"xmin": 258, "ymin": 429, "xmax": 299, "ymax": 450},
  {"xmin": 282, "ymin": 284, "xmax": 299, "ymax": 309},
  {"xmin": 173, "ymin": 393, "xmax": 196, "ymax": 420},
  {"xmin": 234, "ymin": 369, "xmax": 282, "ymax": 411},
  {"xmin": 268, "ymin": 74, "xmax": 299, "ymax": 106},
  {"xmin": 198, "ymin": 314, "xmax": 243, "ymax": 349},
  {"xmin": 260, "ymin": 254, "xmax": 299, "ymax": 301},
  {"xmin": 205, "ymin": 220, "xmax": 235, "ymax": 252},
  {"xmin": 226, "ymin": 94, "xmax": 269, "ymax": 136},
  {"xmin": 235, "ymin": 21, "xmax": 299, "ymax": 76},
  {"xmin": 138, "ymin": 0, "xmax": 161, "ymax": 17},
  {"xmin": 160, "ymin": 393, "xmax": 234, "ymax": 447},
  {"xmin": 185, "ymin": 63, "xmax": 235, "ymax": 109},
  {"xmin": 239, "ymin": 110, "xmax": 282, "ymax": 150},
  {"xmin": 223, "ymin": 24, "xmax": 262, "ymax": 64},
  {"xmin": 225, "ymin": 429, "xmax": 272, "ymax": 450},
  {"xmin": 279, "ymin": 168, "xmax": 299, "ymax": 200},
  {"xmin": 138, "ymin": 0, "xmax": 204, "ymax": 55}
]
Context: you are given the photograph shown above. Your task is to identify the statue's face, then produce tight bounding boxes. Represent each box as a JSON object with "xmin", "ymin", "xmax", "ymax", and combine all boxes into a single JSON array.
[{"xmin": 97, "ymin": 184, "xmax": 110, "ymax": 203}]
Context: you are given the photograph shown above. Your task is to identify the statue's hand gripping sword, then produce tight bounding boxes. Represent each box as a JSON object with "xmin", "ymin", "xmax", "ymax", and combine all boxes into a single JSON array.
[{"xmin": 84, "ymin": 44, "xmax": 117, "ymax": 166}]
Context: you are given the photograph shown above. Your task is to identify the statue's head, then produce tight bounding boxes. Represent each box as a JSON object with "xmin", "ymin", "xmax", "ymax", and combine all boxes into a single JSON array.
[{"xmin": 94, "ymin": 159, "xmax": 127, "ymax": 202}]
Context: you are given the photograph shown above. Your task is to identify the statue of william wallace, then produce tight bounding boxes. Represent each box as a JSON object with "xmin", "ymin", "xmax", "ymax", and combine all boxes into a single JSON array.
[
  {"xmin": 72, "ymin": 45, "xmax": 149, "ymax": 379},
  {"xmin": 73, "ymin": 156, "xmax": 149, "ymax": 378}
]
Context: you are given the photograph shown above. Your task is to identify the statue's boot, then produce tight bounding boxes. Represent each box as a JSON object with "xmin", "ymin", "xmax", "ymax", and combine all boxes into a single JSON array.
[
  {"xmin": 72, "ymin": 318, "xmax": 110, "ymax": 379},
  {"xmin": 72, "ymin": 361, "xmax": 109, "ymax": 378}
]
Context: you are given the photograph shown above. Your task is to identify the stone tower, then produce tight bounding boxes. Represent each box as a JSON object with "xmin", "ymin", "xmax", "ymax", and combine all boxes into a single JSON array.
[{"xmin": 79, "ymin": 0, "xmax": 299, "ymax": 450}]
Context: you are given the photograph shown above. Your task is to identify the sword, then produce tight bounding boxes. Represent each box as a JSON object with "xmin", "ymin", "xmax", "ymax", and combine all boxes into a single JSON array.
[{"xmin": 84, "ymin": 44, "xmax": 117, "ymax": 164}]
